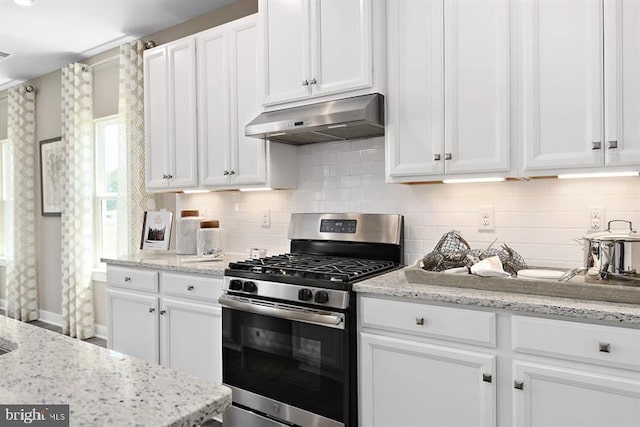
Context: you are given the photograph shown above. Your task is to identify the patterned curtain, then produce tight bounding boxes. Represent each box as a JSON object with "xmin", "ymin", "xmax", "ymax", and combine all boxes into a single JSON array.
[
  {"xmin": 6, "ymin": 85, "xmax": 38, "ymax": 321},
  {"xmin": 117, "ymin": 40, "xmax": 157, "ymax": 256},
  {"xmin": 60, "ymin": 63, "xmax": 95, "ymax": 339}
]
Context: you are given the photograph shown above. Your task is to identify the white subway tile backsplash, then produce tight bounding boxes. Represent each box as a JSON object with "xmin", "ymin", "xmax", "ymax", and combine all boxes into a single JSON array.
[{"xmin": 177, "ymin": 138, "xmax": 640, "ymax": 268}]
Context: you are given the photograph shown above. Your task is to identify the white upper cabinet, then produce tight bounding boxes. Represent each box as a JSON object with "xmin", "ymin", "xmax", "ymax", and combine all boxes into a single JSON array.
[
  {"xmin": 144, "ymin": 38, "xmax": 199, "ymax": 191},
  {"xmin": 260, "ymin": 0, "xmax": 373, "ymax": 107},
  {"xmin": 519, "ymin": 0, "xmax": 640, "ymax": 175},
  {"xmin": 386, "ymin": 0, "xmax": 511, "ymax": 182},
  {"xmin": 604, "ymin": 0, "xmax": 640, "ymax": 167},
  {"xmin": 197, "ymin": 15, "xmax": 297, "ymax": 190}
]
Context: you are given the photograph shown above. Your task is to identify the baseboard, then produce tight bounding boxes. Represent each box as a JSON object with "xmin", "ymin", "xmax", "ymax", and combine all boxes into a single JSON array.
[
  {"xmin": 37, "ymin": 309, "xmax": 107, "ymax": 340},
  {"xmin": 0, "ymin": 298, "xmax": 6, "ymax": 310}
]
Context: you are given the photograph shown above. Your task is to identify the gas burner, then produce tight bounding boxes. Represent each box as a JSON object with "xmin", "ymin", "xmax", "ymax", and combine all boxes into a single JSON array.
[{"xmin": 228, "ymin": 254, "xmax": 397, "ymax": 284}]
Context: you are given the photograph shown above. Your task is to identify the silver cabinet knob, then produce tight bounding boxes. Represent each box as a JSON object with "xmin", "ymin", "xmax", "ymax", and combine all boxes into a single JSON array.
[
  {"xmin": 415, "ymin": 317, "xmax": 425, "ymax": 326},
  {"xmin": 223, "ymin": 170, "xmax": 230, "ymax": 176},
  {"xmin": 167, "ymin": 174, "xmax": 173, "ymax": 179},
  {"xmin": 592, "ymin": 141, "xmax": 602, "ymax": 150},
  {"xmin": 514, "ymin": 380, "xmax": 524, "ymax": 390},
  {"xmin": 302, "ymin": 79, "xmax": 309, "ymax": 86},
  {"xmin": 160, "ymin": 310, "xmax": 166, "ymax": 315},
  {"xmin": 124, "ymin": 277, "xmax": 131, "ymax": 282},
  {"xmin": 229, "ymin": 170, "xmax": 236, "ymax": 175},
  {"xmin": 482, "ymin": 373, "xmax": 492, "ymax": 383},
  {"xmin": 149, "ymin": 307, "xmax": 155, "ymax": 313},
  {"xmin": 187, "ymin": 285, "xmax": 194, "ymax": 291},
  {"xmin": 608, "ymin": 140, "xmax": 618, "ymax": 149},
  {"xmin": 433, "ymin": 154, "xmax": 441, "ymax": 161},
  {"xmin": 599, "ymin": 342, "xmax": 611, "ymax": 353},
  {"xmin": 445, "ymin": 152, "xmax": 452, "ymax": 160},
  {"xmin": 309, "ymin": 78, "xmax": 317, "ymax": 85}
]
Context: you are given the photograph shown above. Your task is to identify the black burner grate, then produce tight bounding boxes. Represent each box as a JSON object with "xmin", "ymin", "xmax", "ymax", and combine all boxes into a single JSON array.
[{"xmin": 227, "ymin": 254, "xmax": 396, "ymax": 283}]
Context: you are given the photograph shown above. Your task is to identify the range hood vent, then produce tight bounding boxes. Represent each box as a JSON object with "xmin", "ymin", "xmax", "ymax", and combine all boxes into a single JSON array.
[{"xmin": 245, "ymin": 93, "xmax": 384, "ymax": 145}]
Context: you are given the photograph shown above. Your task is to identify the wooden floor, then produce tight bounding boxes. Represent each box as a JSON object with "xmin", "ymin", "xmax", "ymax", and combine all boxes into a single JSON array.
[{"xmin": 0, "ymin": 308, "xmax": 107, "ymax": 348}]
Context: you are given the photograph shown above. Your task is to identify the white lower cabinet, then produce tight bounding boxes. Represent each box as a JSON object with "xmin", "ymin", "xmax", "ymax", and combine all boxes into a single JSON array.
[
  {"xmin": 513, "ymin": 361, "xmax": 640, "ymax": 427},
  {"xmin": 359, "ymin": 295, "xmax": 640, "ymax": 427},
  {"xmin": 106, "ymin": 266, "xmax": 222, "ymax": 382},
  {"xmin": 358, "ymin": 295, "xmax": 496, "ymax": 427},
  {"xmin": 360, "ymin": 333, "xmax": 496, "ymax": 427}
]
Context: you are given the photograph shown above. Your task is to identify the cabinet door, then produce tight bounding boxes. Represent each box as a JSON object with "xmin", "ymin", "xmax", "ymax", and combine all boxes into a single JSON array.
[
  {"xmin": 229, "ymin": 15, "xmax": 267, "ymax": 186},
  {"xmin": 107, "ymin": 288, "xmax": 159, "ymax": 364},
  {"xmin": 144, "ymin": 47, "xmax": 170, "ymax": 190},
  {"xmin": 310, "ymin": 0, "xmax": 372, "ymax": 97},
  {"xmin": 385, "ymin": 0, "xmax": 444, "ymax": 179},
  {"xmin": 604, "ymin": 0, "xmax": 640, "ymax": 167},
  {"xmin": 167, "ymin": 38, "xmax": 199, "ymax": 188},
  {"xmin": 197, "ymin": 27, "xmax": 231, "ymax": 187},
  {"xmin": 520, "ymin": 0, "xmax": 604, "ymax": 172},
  {"xmin": 261, "ymin": 0, "xmax": 311, "ymax": 105},
  {"xmin": 360, "ymin": 332, "xmax": 495, "ymax": 427},
  {"xmin": 160, "ymin": 298, "xmax": 222, "ymax": 383},
  {"xmin": 513, "ymin": 361, "xmax": 640, "ymax": 427},
  {"xmin": 444, "ymin": 0, "xmax": 510, "ymax": 174}
]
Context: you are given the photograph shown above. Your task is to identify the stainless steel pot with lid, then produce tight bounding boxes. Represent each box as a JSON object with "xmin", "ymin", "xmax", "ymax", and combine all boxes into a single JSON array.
[{"xmin": 583, "ymin": 220, "xmax": 640, "ymax": 279}]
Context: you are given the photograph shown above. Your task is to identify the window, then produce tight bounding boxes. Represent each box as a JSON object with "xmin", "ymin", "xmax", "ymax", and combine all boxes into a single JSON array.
[{"xmin": 94, "ymin": 116, "xmax": 120, "ymax": 264}]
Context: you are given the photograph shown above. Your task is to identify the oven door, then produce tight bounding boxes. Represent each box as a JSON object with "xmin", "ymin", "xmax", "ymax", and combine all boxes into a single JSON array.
[{"xmin": 219, "ymin": 294, "xmax": 351, "ymax": 427}]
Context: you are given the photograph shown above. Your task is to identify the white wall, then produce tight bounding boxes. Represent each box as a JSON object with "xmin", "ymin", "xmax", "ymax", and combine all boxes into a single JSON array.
[{"xmin": 179, "ymin": 137, "xmax": 640, "ymax": 269}]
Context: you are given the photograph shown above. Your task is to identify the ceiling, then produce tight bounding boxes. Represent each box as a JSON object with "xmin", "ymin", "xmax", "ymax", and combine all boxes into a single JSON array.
[{"xmin": 0, "ymin": 0, "xmax": 237, "ymax": 91}]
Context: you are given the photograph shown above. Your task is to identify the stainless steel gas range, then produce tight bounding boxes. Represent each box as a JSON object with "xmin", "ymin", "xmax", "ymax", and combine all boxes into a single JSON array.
[{"xmin": 220, "ymin": 213, "xmax": 404, "ymax": 427}]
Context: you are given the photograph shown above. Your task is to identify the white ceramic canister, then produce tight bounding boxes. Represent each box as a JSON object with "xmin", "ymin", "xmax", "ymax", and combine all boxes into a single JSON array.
[
  {"xmin": 197, "ymin": 220, "xmax": 225, "ymax": 256},
  {"xmin": 176, "ymin": 210, "xmax": 203, "ymax": 255}
]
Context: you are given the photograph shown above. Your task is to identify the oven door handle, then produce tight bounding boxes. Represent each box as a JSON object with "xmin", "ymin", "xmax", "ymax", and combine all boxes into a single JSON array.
[{"xmin": 219, "ymin": 295, "xmax": 345, "ymax": 329}]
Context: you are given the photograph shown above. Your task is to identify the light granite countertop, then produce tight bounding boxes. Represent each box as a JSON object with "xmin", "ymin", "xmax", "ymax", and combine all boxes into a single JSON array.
[
  {"xmin": 0, "ymin": 315, "xmax": 231, "ymax": 426},
  {"xmin": 354, "ymin": 268, "xmax": 640, "ymax": 326},
  {"xmin": 101, "ymin": 252, "xmax": 250, "ymax": 276}
]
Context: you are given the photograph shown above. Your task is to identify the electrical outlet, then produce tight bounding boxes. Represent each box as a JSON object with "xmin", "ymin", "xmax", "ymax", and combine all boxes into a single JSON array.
[
  {"xmin": 261, "ymin": 208, "xmax": 271, "ymax": 228},
  {"xmin": 589, "ymin": 207, "xmax": 604, "ymax": 230},
  {"xmin": 478, "ymin": 206, "xmax": 495, "ymax": 231}
]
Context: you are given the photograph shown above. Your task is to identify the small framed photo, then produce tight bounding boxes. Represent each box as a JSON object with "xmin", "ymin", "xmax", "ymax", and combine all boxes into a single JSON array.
[
  {"xmin": 141, "ymin": 211, "xmax": 173, "ymax": 250},
  {"xmin": 39, "ymin": 137, "xmax": 64, "ymax": 216}
]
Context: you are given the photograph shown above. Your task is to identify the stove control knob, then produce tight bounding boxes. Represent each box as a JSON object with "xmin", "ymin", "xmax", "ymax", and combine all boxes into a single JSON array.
[
  {"xmin": 314, "ymin": 290, "xmax": 329, "ymax": 304},
  {"xmin": 298, "ymin": 289, "xmax": 313, "ymax": 301},
  {"xmin": 229, "ymin": 279, "xmax": 243, "ymax": 291},
  {"xmin": 243, "ymin": 281, "xmax": 258, "ymax": 293}
]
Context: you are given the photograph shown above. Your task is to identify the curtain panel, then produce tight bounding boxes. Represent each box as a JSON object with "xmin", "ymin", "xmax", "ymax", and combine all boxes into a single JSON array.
[
  {"xmin": 117, "ymin": 40, "xmax": 157, "ymax": 256},
  {"xmin": 60, "ymin": 63, "xmax": 95, "ymax": 339},
  {"xmin": 6, "ymin": 85, "xmax": 38, "ymax": 322}
]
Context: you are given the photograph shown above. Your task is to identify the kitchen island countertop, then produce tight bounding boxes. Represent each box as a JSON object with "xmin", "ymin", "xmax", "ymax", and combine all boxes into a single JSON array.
[
  {"xmin": 0, "ymin": 315, "xmax": 231, "ymax": 426},
  {"xmin": 354, "ymin": 268, "xmax": 640, "ymax": 326}
]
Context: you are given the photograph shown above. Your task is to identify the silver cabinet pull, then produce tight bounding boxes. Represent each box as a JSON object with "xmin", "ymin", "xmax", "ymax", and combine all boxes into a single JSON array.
[
  {"xmin": 599, "ymin": 342, "xmax": 611, "ymax": 353},
  {"xmin": 162, "ymin": 174, "xmax": 168, "ymax": 179},
  {"xmin": 608, "ymin": 140, "xmax": 618, "ymax": 149},
  {"xmin": 167, "ymin": 174, "xmax": 173, "ymax": 179},
  {"xmin": 514, "ymin": 380, "xmax": 524, "ymax": 390},
  {"xmin": 302, "ymin": 79, "xmax": 309, "ymax": 86},
  {"xmin": 223, "ymin": 170, "xmax": 230, "ymax": 175},
  {"xmin": 309, "ymin": 78, "xmax": 317, "ymax": 85},
  {"xmin": 124, "ymin": 277, "xmax": 131, "ymax": 282},
  {"xmin": 592, "ymin": 141, "xmax": 602, "ymax": 150},
  {"xmin": 444, "ymin": 152, "xmax": 452, "ymax": 160},
  {"xmin": 160, "ymin": 310, "xmax": 166, "ymax": 315},
  {"xmin": 187, "ymin": 285, "xmax": 194, "ymax": 291},
  {"xmin": 433, "ymin": 154, "xmax": 441, "ymax": 161},
  {"xmin": 149, "ymin": 307, "xmax": 155, "ymax": 313},
  {"xmin": 483, "ymin": 373, "xmax": 492, "ymax": 383},
  {"xmin": 229, "ymin": 170, "xmax": 236, "ymax": 175},
  {"xmin": 415, "ymin": 317, "xmax": 425, "ymax": 325}
]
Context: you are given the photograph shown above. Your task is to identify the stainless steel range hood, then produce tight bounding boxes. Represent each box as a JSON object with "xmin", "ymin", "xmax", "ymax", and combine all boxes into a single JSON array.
[{"xmin": 245, "ymin": 93, "xmax": 384, "ymax": 145}]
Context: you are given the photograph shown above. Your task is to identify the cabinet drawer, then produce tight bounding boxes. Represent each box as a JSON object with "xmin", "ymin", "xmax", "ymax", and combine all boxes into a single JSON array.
[
  {"xmin": 512, "ymin": 315, "xmax": 640, "ymax": 370},
  {"xmin": 360, "ymin": 296, "xmax": 496, "ymax": 347},
  {"xmin": 161, "ymin": 272, "xmax": 223, "ymax": 302},
  {"xmin": 107, "ymin": 266, "xmax": 158, "ymax": 293}
]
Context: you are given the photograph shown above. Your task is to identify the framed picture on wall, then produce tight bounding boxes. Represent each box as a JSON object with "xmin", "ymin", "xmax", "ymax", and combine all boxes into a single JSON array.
[
  {"xmin": 39, "ymin": 137, "xmax": 64, "ymax": 216},
  {"xmin": 140, "ymin": 210, "xmax": 173, "ymax": 250}
]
